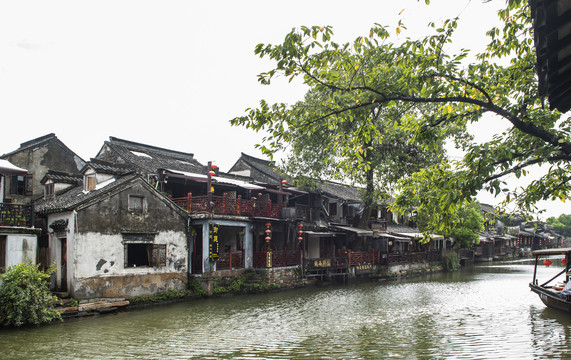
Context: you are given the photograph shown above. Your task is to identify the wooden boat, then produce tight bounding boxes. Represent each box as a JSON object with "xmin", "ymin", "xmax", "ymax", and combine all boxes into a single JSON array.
[{"xmin": 530, "ymin": 247, "xmax": 571, "ymax": 312}]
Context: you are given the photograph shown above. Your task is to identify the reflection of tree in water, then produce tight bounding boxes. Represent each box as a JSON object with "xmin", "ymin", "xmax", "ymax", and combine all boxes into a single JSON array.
[{"xmin": 529, "ymin": 306, "xmax": 571, "ymax": 358}]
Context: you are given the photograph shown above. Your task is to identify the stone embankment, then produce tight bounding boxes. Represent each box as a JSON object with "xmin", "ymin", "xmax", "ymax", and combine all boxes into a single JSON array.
[
  {"xmin": 57, "ymin": 298, "xmax": 129, "ymax": 318},
  {"xmin": 54, "ymin": 261, "xmax": 446, "ymax": 319}
]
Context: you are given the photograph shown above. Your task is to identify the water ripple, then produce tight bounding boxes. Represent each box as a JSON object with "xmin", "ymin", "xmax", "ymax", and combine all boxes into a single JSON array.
[{"xmin": 1, "ymin": 263, "xmax": 570, "ymax": 359}]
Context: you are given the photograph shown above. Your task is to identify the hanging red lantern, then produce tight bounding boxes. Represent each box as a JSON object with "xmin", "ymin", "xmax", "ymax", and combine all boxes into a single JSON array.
[
  {"xmin": 297, "ymin": 236, "xmax": 303, "ymax": 242},
  {"xmin": 298, "ymin": 223, "xmax": 303, "ymax": 229},
  {"xmin": 209, "ymin": 170, "xmax": 215, "ymax": 176},
  {"xmin": 562, "ymin": 258, "xmax": 567, "ymax": 265},
  {"xmin": 543, "ymin": 259, "xmax": 553, "ymax": 267},
  {"xmin": 265, "ymin": 236, "xmax": 271, "ymax": 242},
  {"xmin": 265, "ymin": 229, "xmax": 271, "ymax": 235},
  {"xmin": 211, "ymin": 164, "xmax": 218, "ymax": 170},
  {"xmin": 281, "ymin": 180, "xmax": 287, "ymax": 185}
]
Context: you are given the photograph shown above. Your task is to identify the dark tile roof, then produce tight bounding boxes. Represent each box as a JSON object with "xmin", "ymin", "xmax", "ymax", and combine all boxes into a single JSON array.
[
  {"xmin": 230, "ymin": 153, "xmax": 364, "ymax": 202},
  {"xmin": 40, "ymin": 170, "xmax": 83, "ymax": 185},
  {"xmin": 98, "ymin": 137, "xmax": 205, "ymax": 175},
  {"xmin": 229, "ymin": 152, "xmax": 285, "ymax": 184},
  {"xmin": 480, "ymin": 203, "xmax": 495, "ymax": 214},
  {"xmin": 317, "ymin": 181, "xmax": 363, "ymax": 202},
  {"xmin": 531, "ymin": 0, "xmax": 571, "ymax": 113},
  {"xmin": 35, "ymin": 174, "xmax": 142, "ymax": 214},
  {"xmin": 83, "ymin": 158, "xmax": 135, "ymax": 176}
]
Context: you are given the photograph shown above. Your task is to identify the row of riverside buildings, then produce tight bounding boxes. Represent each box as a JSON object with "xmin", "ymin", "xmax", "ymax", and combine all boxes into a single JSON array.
[{"xmin": 0, "ymin": 134, "xmax": 565, "ymax": 300}]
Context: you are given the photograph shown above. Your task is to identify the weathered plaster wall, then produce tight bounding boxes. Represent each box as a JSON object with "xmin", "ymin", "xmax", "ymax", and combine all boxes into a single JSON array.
[
  {"xmin": 76, "ymin": 182, "xmax": 186, "ymax": 234},
  {"xmin": 73, "ymin": 273, "xmax": 187, "ymax": 299},
  {"xmin": 70, "ymin": 228, "xmax": 187, "ymax": 299},
  {"xmin": 73, "ymin": 231, "xmax": 187, "ymax": 277},
  {"xmin": 4, "ymin": 138, "xmax": 84, "ymax": 201},
  {"xmin": 69, "ymin": 183, "xmax": 188, "ymax": 299},
  {"xmin": 5, "ymin": 234, "xmax": 37, "ymax": 267},
  {"xmin": 45, "ymin": 182, "xmax": 190, "ymax": 299}
]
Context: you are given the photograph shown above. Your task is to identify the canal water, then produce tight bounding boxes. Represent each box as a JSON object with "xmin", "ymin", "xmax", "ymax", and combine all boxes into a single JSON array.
[{"xmin": 2, "ymin": 261, "xmax": 571, "ymax": 359}]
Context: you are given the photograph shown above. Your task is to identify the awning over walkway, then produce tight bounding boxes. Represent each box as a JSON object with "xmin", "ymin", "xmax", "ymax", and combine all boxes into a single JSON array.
[
  {"xmin": 378, "ymin": 233, "xmax": 411, "ymax": 241},
  {"xmin": 0, "ymin": 159, "xmax": 27, "ymax": 175},
  {"xmin": 164, "ymin": 169, "xmax": 265, "ymax": 190},
  {"xmin": 305, "ymin": 231, "xmax": 337, "ymax": 237},
  {"xmin": 331, "ymin": 225, "xmax": 373, "ymax": 237},
  {"xmin": 392, "ymin": 232, "xmax": 445, "ymax": 240}
]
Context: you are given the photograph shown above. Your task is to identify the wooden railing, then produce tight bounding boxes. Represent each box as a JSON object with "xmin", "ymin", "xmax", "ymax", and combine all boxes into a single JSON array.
[
  {"xmin": 0, "ymin": 202, "xmax": 33, "ymax": 227},
  {"xmin": 170, "ymin": 193, "xmax": 283, "ymax": 218},
  {"xmin": 216, "ymin": 249, "xmax": 245, "ymax": 270},
  {"xmin": 348, "ymin": 250, "xmax": 377, "ymax": 265},
  {"xmin": 383, "ymin": 251, "xmax": 442, "ymax": 265},
  {"xmin": 252, "ymin": 249, "xmax": 301, "ymax": 268}
]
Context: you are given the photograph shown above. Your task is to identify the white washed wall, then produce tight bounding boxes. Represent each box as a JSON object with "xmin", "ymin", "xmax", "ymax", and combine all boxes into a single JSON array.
[
  {"xmin": 73, "ymin": 230, "xmax": 188, "ymax": 279},
  {"xmin": 5, "ymin": 234, "xmax": 37, "ymax": 267}
]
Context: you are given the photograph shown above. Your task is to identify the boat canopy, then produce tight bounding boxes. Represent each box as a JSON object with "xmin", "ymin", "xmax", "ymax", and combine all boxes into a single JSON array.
[{"xmin": 532, "ymin": 247, "xmax": 571, "ymax": 256}]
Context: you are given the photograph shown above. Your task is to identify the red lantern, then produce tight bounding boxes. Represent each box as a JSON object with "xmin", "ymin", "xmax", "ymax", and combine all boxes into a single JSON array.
[
  {"xmin": 265, "ymin": 236, "xmax": 271, "ymax": 242},
  {"xmin": 297, "ymin": 236, "xmax": 303, "ymax": 242},
  {"xmin": 281, "ymin": 180, "xmax": 287, "ymax": 185},
  {"xmin": 211, "ymin": 164, "xmax": 218, "ymax": 170},
  {"xmin": 543, "ymin": 259, "xmax": 553, "ymax": 267},
  {"xmin": 209, "ymin": 170, "xmax": 215, "ymax": 176},
  {"xmin": 562, "ymin": 258, "xmax": 567, "ymax": 265},
  {"xmin": 298, "ymin": 223, "xmax": 303, "ymax": 229},
  {"xmin": 265, "ymin": 229, "xmax": 271, "ymax": 235}
]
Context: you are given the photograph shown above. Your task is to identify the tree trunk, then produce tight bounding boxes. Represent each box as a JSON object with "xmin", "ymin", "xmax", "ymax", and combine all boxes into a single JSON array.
[{"xmin": 358, "ymin": 162, "xmax": 375, "ymax": 229}]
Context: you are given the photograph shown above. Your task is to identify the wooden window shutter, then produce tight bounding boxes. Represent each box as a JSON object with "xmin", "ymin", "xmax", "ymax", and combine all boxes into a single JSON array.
[
  {"xmin": 151, "ymin": 244, "xmax": 167, "ymax": 267},
  {"xmin": 25, "ymin": 174, "xmax": 33, "ymax": 196},
  {"xmin": 9, "ymin": 175, "xmax": 17, "ymax": 195},
  {"xmin": 87, "ymin": 176, "xmax": 96, "ymax": 191}
]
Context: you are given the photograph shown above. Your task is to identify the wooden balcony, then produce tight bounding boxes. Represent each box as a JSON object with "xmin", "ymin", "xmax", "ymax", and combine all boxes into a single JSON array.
[
  {"xmin": 253, "ymin": 249, "xmax": 301, "ymax": 268},
  {"xmin": 216, "ymin": 249, "xmax": 245, "ymax": 271},
  {"xmin": 0, "ymin": 202, "xmax": 33, "ymax": 227},
  {"xmin": 170, "ymin": 193, "xmax": 283, "ymax": 218}
]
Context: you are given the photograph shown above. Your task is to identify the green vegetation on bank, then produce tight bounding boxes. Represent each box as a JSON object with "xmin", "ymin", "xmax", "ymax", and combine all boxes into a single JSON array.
[
  {"xmin": 213, "ymin": 270, "xmax": 279, "ymax": 295},
  {"xmin": 0, "ymin": 263, "xmax": 62, "ymax": 327},
  {"xmin": 130, "ymin": 278, "xmax": 206, "ymax": 304},
  {"xmin": 442, "ymin": 253, "xmax": 460, "ymax": 270}
]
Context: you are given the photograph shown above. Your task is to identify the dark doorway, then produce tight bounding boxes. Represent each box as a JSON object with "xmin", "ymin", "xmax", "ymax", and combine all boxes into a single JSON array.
[
  {"xmin": 191, "ymin": 226, "xmax": 203, "ymax": 274},
  {"xmin": 59, "ymin": 238, "xmax": 67, "ymax": 292}
]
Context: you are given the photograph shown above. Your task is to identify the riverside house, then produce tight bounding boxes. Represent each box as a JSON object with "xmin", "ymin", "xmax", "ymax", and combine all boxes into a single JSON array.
[
  {"xmin": 0, "ymin": 160, "xmax": 37, "ymax": 273},
  {"xmin": 1, "ymin": 133, "xmax": 86, "ymax": 270},
  {"xmin": 35, "ymin": 161, "xmax": 189, "ymax": 299}
]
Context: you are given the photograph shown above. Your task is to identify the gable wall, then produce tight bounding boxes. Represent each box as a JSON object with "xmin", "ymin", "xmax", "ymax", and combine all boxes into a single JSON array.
[
  {"xmin": 3, "ymin": 139, "xmax": 84, "ymax": 202},
  {"xmin": 46, "ymin": 182, "xmax": 189, "ymax": 299},
  {"xmin": 75, "ymin": 182, "xmax": 186, "ymax": 234}
]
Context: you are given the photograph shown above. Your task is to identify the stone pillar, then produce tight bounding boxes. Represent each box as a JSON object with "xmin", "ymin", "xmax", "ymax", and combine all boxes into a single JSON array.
[{"xmin": 244, "ymin": 223, "xmax": 254, "ymax": 269}]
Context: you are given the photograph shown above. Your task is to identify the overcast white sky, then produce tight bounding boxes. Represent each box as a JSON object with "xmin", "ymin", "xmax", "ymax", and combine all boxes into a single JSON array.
[{"xmin": 0, "ymin": 0, "xmax": 567, "ymax": 219}]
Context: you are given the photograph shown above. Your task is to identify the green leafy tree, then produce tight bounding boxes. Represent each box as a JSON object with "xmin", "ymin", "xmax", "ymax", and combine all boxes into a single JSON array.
[
  {"xmin": 232, "ymin": 0, "xmax": 570, "ymax": 236},
  {"xmin": 546, "ymin": 214, "xmax": 571, "ymax": 238},
  {"xmin": 257, "ymin": 87, "xmax": 448, "ymax": 227},
  {"xmin": 444, "ymin": 202, "xmax": 484, "ymax": 247},
  {"xmin": 0, "ymin": 263, "xmax": 62, "ymax": 327},
  {"xmin": 415, "ymin": 202, "xmax": 483, "ymax": 247}
]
